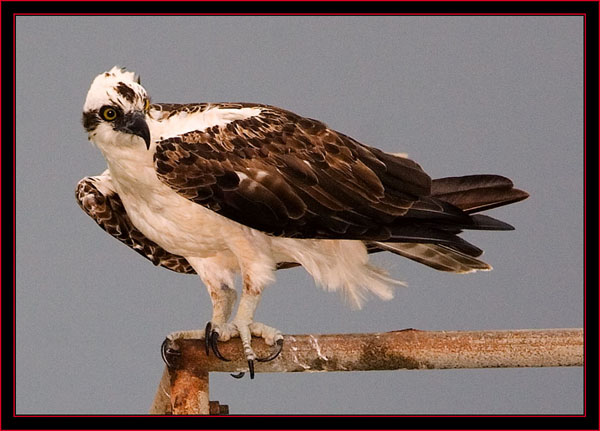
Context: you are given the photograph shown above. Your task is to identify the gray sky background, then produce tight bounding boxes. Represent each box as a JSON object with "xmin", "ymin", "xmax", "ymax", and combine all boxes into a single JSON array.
[{"xmin": 15, "ymin": 16, "xmax": 583, "ymax": 415}]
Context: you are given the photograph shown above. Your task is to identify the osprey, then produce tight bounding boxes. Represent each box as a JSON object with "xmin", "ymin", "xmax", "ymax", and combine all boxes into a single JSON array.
[{"xmin": 77, "ymin": 66, "xmax": 528, "ymax": 378}]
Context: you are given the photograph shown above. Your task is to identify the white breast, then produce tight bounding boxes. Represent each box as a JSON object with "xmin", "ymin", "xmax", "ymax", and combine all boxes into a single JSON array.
[
  {"xmin": 95, "ymin": 105, "xmax": 264, "ymax": 258},
  {"xmin": 98, "ymin": 138, "xmax": 232, "ymax": 259}
]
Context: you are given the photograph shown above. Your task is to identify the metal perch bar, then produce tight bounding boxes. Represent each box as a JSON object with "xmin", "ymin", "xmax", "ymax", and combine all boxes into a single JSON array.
[{"xmin": 150, "ymin": 328, "xmax": 583, "ymax": 414}]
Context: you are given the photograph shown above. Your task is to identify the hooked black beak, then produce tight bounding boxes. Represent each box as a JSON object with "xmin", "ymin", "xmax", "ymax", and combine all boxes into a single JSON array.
[{"xmin": 116, "ymin": 111, "xmax": 151, "ymax": 150}]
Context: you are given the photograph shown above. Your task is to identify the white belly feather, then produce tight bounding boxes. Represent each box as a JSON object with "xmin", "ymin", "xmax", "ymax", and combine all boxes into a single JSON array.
[{"xmin": 118, "ymin": 177, "xmax": 231, "ymax": 258}]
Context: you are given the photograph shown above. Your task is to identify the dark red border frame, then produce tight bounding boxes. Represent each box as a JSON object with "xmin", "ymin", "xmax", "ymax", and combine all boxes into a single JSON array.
[{"xmin": 3, "ymin": 2, "xmax": 597, "ymax": 430}]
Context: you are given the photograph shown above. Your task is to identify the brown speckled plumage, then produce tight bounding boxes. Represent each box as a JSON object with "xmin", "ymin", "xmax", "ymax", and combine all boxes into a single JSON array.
[
  {"xmin": 76, "ymin": 175, "xmax": 197, "ymax": 274},
  {"xmin": 76, "ymin": 174, "xmax": 299, "ymax": 273},
  {"xmin": 79, "ymin": 100, "xmax": 528, "ymax": 274},
  {"xmin": 154, "ymin": 104, "xmax": 479, "ymax": 251}
]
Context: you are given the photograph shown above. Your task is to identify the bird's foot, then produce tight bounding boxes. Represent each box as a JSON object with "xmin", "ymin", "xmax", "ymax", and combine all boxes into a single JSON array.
[
  {"xmin": 206, "ymin": 320, "xmax": 284, "ymax": 379},
  {"xmin": 161, "ymin": 329, "xmax": 206, "ymax": 369}
]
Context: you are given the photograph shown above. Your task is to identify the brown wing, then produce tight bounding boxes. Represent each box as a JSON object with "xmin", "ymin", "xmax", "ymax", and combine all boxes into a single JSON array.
[
  {"xmin": 76, "ymin": 172, "xmax": 196, "ymax": 274},
  {"xmin": 365, "ymin": 175, "xmax": 529, "ymax": 272},
  {"xmin": 76, "ymin": 172, "xmax": 297, "ymax": 273},
  {"xmin": 153, "ymin": 104, "xmax": 503, "ymax": 255}
]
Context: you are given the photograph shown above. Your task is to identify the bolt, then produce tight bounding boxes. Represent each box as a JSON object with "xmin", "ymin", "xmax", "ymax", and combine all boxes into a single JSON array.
[{"xmin": 209, "ymin": 400, "xmax": 229, "ymax": 415}]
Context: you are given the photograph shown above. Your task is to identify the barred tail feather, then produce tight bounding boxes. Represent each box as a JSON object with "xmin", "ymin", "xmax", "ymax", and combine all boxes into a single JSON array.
[
  {"xmin": 372, "ymin": 242, "xmax": 492, "ymax": 273},
  {"xmin": 431, "ymin": 175, "xmax": 529, "ymax": 214}
]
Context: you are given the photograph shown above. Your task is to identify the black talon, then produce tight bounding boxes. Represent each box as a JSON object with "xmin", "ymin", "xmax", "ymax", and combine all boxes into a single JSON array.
[
  {"xmin": 161, "ymin": 338, "xmax": 169, "ymax": 364},
  {"xmin": 230, "ymin": 372, "xmax": 245, "ymax": 379},
  {"xmin": 204, "ymin": 322, "xmax": 212, "ymax": 356},
  {"xmin": 257, "ymin": 338, "xmax": 284, "ymax": 362},
  {"xmin": 248, "ymin": 359, "xmax": 255, "ymax": 379},
  {"xmin": 161, "ymin": 338, "xmax": 181, "ymax": 369},
  {"xmin": 210, "ymin": 331, "xmax": 231, "ymax": 362}
]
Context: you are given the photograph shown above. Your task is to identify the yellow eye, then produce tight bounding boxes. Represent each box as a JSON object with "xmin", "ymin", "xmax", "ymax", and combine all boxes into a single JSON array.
[
  {"xmin": 144, "ymin": 99, "xmax": 150, "ymax": 112},
  {"xmin": 100, "ymin": 106, "xmax": 118, "ymax": 121}
]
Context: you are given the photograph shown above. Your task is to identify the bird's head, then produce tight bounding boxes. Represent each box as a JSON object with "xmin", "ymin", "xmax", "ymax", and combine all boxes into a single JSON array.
[{"xmin": 82, "ymin": 66, "xmax": 151, "ymax": 150}]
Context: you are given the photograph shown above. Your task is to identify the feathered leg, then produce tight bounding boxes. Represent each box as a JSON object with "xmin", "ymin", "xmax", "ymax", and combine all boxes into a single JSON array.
[
  {"xmin": 206, "ymin": 232, "xmax": 284, "ymax": 378},
  {"xmin": 162, "ymin": 256, "xmax": 237, "ymax": 367},
  {"xmin": 163, "ymin": 234, "xmax": 284, "ymax": 377},
  {"xmin": 206, "ymin": 281, "xmax": 283, "ymax": 378}
]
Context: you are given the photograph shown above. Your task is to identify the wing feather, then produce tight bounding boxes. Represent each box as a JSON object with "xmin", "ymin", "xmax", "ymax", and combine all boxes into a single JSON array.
[
  {"xmin": 75, "ymin": 172, "xmax": 196, "ymax": 274},
  {"xmin": 76, "ymin": 171, "xmax": 296, "ymax": 273},
  {"xmin": 153, "ymin": 103, "xmax": 520, "ymax": 251}
]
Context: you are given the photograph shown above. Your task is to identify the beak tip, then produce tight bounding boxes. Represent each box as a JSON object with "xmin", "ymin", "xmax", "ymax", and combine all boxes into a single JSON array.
[{"xmin": 120, "ymin": 111, "xmax": 151, "ymax": 150}]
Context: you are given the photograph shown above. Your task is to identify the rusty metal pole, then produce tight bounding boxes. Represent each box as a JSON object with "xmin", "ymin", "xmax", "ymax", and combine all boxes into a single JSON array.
[
  {"xmin": 169, "ymin": 367, "xmax": 210, "ymax": 414},
  {"xmin": 149, "ymin": 337, "xmax": 212, "ymax": 414},
  {"xmin": 150, "ymin": 328, "xmax": 583, "ymax": 414},
  {"xmin": 176, "ymin": 328, "xmax": 583, "ymax": 374},
  {"xmin": 149, "ymin": 367, "xmax": 172, "ymax": 414}
]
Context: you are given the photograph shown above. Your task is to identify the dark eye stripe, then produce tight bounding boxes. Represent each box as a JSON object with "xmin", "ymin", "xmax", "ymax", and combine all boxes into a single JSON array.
[{"xmin": 82, "ymin": 111, "xmax": 100, "ymax": 132}]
